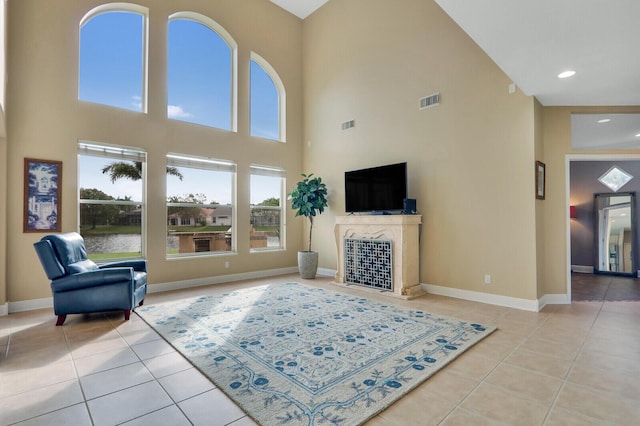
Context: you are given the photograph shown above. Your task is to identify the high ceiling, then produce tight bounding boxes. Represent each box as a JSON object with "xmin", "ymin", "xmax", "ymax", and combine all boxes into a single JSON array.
[
  {"xmin": 273, "ymin": 0, "xmax": 640, "ymax": 149},
  {"xmin": 270, "ymin": 0, "xmax": 329, "ymax": 20},
  {"xmin": 433, "ymin": 0, "xmax": 640, "ymax": 107},
  {"xmin": 274, "ymin": 0, "xmax": 639, "ymax": 107}
]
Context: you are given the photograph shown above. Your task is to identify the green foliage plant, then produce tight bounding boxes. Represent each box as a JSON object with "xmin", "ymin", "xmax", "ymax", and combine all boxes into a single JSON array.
[{"xmin": 288, "ymin": 173, "xmax": 328, "ymax": 252}]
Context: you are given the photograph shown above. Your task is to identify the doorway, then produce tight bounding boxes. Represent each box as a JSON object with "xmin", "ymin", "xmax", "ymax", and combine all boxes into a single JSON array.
[{"xmin": 568, "ymin": 156, "xmax": 640, "ymax": 299}]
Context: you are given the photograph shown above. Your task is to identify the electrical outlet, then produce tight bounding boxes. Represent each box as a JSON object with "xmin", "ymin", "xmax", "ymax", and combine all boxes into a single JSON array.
[
  {"xmin": 484, "ymin": 274, "xmax": 491, "ymax": 284},
  {"xmin": 225, "ymin": 261, "xmax": 230, "ymax": 269}
]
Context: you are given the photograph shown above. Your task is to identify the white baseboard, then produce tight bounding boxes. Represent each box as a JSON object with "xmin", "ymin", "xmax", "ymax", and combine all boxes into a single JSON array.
[
  {"xmin": 421, "ymin": 283, "xmax": 542, "ymax": 312},
  {"xmin": 571, "ymin": 265, "xmax": 594, "ymax": 274},
  {"xmin": 8, "ymin": 297, "xmax": 53, "ymax": 313},
  {"xmin": 148, "ymin": 267, "xmax": 298, "ymax": 293},
  {"xmin": 316, "ymin": 267, "xmax": 337, "ymax": 278},
  {"xmin": 0, "ymin": 302, "xmax": 8, "ymax": 316},
  {"xmin": 539, "ymin": 293, "xmax": 571, "ymax": 310}
]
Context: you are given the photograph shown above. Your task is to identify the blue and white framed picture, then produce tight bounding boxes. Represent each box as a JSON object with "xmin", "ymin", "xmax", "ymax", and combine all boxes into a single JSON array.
[{"xmin": 24, "ymin": 158, "xmax": 62, "ymax": 232}]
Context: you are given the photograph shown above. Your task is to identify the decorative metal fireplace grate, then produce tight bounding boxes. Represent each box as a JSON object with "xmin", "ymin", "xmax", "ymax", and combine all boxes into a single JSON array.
[{"xmin": 344, "ymin": 238, "xmax": 393, "ymax": 290}]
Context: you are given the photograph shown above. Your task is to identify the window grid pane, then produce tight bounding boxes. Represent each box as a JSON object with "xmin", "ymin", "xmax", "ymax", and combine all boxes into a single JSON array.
[
  {"xmin": 78, "ymin": 144, "xmax": 146, "ymax": 260},
  {"xmin": 250, "ymin": 170, "xmax": 284, "ymax": 250},
  {"xmin": 167, "ymin": 155, "xmax": 236, "ymax": 257}
]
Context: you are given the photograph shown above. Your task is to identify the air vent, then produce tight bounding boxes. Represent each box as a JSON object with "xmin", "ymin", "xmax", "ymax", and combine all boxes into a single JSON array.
[
  {"xmin": 341, "ymin": 120, "xmax": 355, "ymax": 130},
  {"xmin": 419, "ymin": 92, "xmax": 440, "ymax": 110}
]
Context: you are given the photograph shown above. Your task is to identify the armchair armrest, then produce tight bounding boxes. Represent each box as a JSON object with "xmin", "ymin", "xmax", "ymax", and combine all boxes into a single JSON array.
[
  {"xmin": 51, "ymin": 267, "xmax": 134, "ymax": 293},
  {"xmin": 100, "ymin": 260, "xmax": 147, "ymax": 273}
]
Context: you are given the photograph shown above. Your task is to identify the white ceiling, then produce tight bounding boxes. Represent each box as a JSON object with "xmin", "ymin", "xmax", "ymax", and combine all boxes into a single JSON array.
[
  {"xmin": 433, "ymin": 0, "xmax": 640, "ymax": 107},
  {"xmin": 275, "ymin": 0, "xmax": 639, "ymax": 107},
  {"xmin": 274, "ymin": 0, "xmax": 640, "ymax": 149},
  {"xmin": 270, "ymin": 0, "xmax": 329, "ymax": 20}
]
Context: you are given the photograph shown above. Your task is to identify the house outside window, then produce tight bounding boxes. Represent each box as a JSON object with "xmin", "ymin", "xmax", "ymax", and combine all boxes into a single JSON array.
[
  {"xmin": 250, "ymin": 165, "xmax": 285, "ymax": 251},
  {"xmin": 78, "ymin": 141, "xmax": 146, "ymax": 260},
  {"xmin": 166, "ymin": 153, "xmax": 236, "ymax": 257}
]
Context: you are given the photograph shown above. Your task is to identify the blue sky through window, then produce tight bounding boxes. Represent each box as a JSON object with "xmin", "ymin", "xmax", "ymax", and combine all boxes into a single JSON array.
[
  {"xmin": 250, "ymin": 60, "xmax": 279, "ymax": 140},
  {"xmin": 168, "ymin": 19, "xmax": 231, "ymax": 129},
  {"xmin": 79, "ymin": 12, "xmax": 143, "ymax": 111},
  {"xmin": 78, "ymin": 11, "xmax": 283, "ymax": 203}
]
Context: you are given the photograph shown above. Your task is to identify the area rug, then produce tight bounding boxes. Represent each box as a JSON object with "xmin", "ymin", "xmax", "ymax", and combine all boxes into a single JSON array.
[{"xmin": 137, "ymin": 283, "xmax": 495, "ymax": 425}]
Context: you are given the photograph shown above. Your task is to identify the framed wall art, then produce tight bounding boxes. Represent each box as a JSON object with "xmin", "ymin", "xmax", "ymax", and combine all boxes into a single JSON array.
[
  {"xmin": 535, "ymin": 160, "xmax": 546, "ymax": 200},
  {"xmin": 24, "ymin": 158, "xmax": 62, "ymax": 232}
]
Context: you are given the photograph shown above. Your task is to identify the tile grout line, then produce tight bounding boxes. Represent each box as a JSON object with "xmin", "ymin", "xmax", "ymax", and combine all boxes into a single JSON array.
[
  {"xmin": 540, "ymin": 301, "xmax": 605, "ymax": 426},
  {"xmin": 437, "ymin": 306, "xmax": 555, "ymax": 424}
]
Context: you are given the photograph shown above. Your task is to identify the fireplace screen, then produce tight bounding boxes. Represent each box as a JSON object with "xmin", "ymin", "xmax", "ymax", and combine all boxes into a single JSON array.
[{"xmin": 344, "ymin": 238, "xmax": 393, "ymax": 290}]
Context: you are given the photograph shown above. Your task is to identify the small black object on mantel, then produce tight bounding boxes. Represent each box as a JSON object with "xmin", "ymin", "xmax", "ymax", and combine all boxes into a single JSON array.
[{"xmin": 403, "ymin": 198, "xmax": 417, "ymax": 214}]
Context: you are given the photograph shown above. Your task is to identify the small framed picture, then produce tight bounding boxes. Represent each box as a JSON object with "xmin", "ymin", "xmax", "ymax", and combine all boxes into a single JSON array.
[
  {"xmin": 535, "ymin": 161, "xmax": 546, "ymax": 200},
  {"xmin": 24, "ymin": 158, "xmax": 62, "ymax": 232}
]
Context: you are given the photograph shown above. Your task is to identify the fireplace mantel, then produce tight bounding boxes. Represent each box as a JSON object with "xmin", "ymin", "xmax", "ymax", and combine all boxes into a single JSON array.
[{"xmin": 334, "ymin": 215, "xmax": 424, "ymax": 299}]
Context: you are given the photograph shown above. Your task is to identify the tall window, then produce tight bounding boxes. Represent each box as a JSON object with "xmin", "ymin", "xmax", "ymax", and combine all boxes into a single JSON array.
[
  {"xmin": 168, "ymin": 13, "xmax": 237, "ymax": 130},
  {"xmin": 166, "ymin": 154, "xmax": 236, "ymax": 257},
  {"xmin": 79, "ymin": 5, "xmax": 147, "ymax": 112},
  {"xmin": 78, "ymin": 142, "xmax": 146, "ymax": 260},
  {"xmin": 250, "ymin": 165, "xmax": 285, "ymax": 250},
  {"xmin": 250, "ymin": 52, "xmax": 285, "ymax": 142}
]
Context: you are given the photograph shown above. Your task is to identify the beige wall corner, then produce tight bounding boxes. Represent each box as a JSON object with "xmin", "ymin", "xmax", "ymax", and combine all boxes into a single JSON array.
[{"xmin": 303, "ymin": 0, "xmax": 539, "ymax": 302}]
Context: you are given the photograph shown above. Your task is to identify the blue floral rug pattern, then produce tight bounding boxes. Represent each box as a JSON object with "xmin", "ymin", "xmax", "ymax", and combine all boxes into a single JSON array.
[{"xmin": 137, "ymin": 283, "xmax": 495, "ymax": 425}]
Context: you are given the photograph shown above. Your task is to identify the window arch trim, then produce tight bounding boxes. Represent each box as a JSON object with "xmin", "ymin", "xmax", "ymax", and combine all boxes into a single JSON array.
[
  {"xmin": 169, "ymin": 11, "xmax": 238, "ymax": 133},
  {"xmin": 250, "ymin": 51, "xmax": 286, "ymax": 142}
]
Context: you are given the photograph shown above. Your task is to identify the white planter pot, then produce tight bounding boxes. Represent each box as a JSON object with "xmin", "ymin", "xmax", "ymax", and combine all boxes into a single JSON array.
[{"xmin": 297, "ymin": 251, "xmax": 318, "ymax": 279}]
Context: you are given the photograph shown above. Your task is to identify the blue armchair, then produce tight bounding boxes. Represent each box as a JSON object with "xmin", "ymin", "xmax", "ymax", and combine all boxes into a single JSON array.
[{"xmin": 34, "ymin": 232, "xmax": 147, "ymax": 326}]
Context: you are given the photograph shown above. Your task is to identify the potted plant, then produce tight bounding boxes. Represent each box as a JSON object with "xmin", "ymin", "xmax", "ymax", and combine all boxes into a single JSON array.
[{"xmin": 289, "ymin": 173, "xmax": 328, "ymax": 278}]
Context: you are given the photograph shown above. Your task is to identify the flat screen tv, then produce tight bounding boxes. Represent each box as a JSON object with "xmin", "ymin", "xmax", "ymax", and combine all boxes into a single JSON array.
[{"xmin": 345, "ymin": 162, "xmax": 407, "ymax": 213}]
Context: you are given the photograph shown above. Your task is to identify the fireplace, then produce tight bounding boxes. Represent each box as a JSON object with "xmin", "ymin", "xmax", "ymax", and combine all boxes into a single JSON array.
[{"xmin": 334, "ymin": 215, "xmax": 424, "ymax": 299}]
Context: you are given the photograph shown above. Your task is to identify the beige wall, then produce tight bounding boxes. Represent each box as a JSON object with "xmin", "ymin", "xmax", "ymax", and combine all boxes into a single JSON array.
[
  {"xmin": 303, "ymin": 0, "xmax": 539, "ymax": 301},
  {"xmin": 5, "ymin": 0, "xmax": 304, "ymax": 303},
  {"xmin": 542, "ymin": 106, "xmax": 640, "ymax": 296},
  {"xmin": 8, "ymin": 0, "xmax": 634, "ymax": 309}
]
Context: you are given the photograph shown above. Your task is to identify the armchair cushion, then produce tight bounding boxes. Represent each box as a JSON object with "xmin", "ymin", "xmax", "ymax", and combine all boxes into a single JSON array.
[
  {"xmin": 51, "ymin": 267, "xmax": 135, "ymax": 293},
  {"xmin": 42, "ymin": 233, "xmax": 90, "ymax": 274},
  {"xmin": 67, "ymin": 259, "xmax": 99, "ymax": 274}
]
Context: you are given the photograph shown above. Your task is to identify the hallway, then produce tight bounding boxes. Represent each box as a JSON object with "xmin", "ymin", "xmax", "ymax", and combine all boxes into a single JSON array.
[{"xmin": 572, "ymin": 273, "xmax": 640, "ymax": 301}]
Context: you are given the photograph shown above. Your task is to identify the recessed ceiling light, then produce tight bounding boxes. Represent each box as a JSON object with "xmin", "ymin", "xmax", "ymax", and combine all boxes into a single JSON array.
[
  {"xmin": 558, "ymin": 70, "xmax": 576, "ymax": 79},
  {"xmin": 597, "ymin": 118, "xmax": 611, "ymax": 123},
  {"xmin": 636, "ymin": 133, "xmax": 640, "ymax": 137}
]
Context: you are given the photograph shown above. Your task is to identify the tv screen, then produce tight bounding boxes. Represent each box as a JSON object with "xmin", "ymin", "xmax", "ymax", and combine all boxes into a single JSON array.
[{"xmin": 345, "ymin": 162, "xmax": 407, "ymax": 213}]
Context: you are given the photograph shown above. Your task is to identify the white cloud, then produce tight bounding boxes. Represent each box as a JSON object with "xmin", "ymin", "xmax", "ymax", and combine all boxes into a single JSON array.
[
  {"xmin": 131, "ymin": 95, "xmax": 142, "ymax": 110},
  {"xmin": 168, "ymin": 105, "xmax": 194, "ymax": 118}
]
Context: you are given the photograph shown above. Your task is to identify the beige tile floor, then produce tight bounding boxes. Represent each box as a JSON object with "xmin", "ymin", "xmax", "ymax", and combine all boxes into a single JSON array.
[{"xmin": 1, "ymin": 274, "xmax": 639, "ymax": 425}]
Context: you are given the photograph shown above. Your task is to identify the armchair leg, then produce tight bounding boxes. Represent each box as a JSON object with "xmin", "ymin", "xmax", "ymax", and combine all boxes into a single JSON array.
[
  {"xmin": 124, "ymin": 309, "xmax": 131, "ymax": 321},
  {"xmin": 138, "ymin": 299, "xmax": 144, "ymax": 306},
  {"xmin": 56, "ymin": 315, "xmax": 67, "ymax": 326}
]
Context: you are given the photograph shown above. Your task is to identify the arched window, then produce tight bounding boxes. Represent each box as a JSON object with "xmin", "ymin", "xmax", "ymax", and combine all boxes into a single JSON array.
[
  {"xmin": 79, "ymin": 4, "xmax": 148, "ymax": 112},
  {"xmin": 250, "ymin": 52, "xmax": 286, "ymax": 142},
  {"xmin": 168, "ymin": 13, "xmax": 237, "ymax": 131}
]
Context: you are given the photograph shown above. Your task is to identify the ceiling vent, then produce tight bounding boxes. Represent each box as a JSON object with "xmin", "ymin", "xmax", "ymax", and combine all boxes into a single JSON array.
[
  {"xmin": 341, "ymin": 119, "xmax": 355, "ymax": 130},
  {"xmin": 419, "ymin": 92, "xmax": 440, "ymax": 110}
]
